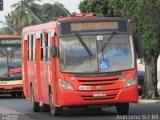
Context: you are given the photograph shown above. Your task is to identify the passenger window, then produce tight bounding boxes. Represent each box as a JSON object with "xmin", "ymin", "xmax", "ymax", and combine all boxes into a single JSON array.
[
  {"xmin": 40, "ymin": 32, "xmax": 51, "ymax": 61},
  {"xmin": 28, "ymin": 34, "xmax": 36, "ymax": 61}
]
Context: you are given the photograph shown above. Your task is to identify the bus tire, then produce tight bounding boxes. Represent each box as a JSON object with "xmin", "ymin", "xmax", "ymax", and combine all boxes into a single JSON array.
[
  {"xmin": 42, "ymin": 104, "xmax": 50, "ymax": 112},
  {"xmin": 11, "ymin": 93, "xmax": 16, "ymax": 98},
  {"xmin": 49, "ymin": 91, "xmax": 62, "ymax": 116},
  {"xmin": 17, "ymin": 92, "xmax": 23, "ymax": 98},
  {"xmin": 31, "ymin": 88, "xmax": 40, "ymax": 112},
  {"xmin": 116, "ymin": 103, "xmax": 129, "ymax": 115}
]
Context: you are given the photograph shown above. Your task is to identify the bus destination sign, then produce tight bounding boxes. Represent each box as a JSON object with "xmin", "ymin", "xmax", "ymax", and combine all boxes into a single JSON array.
[
  {"xmin": 71, "ymin": 22, "xmax": 119, "ymax": 31},
  {"xmin": 0, "ymin": 39, "xmax": 21, "ymax": 44}
]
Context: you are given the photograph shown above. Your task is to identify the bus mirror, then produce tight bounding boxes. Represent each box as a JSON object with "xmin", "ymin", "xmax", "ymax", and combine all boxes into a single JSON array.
[
  {"xmin": 51, "ymin": 46, "xmax": 56, "ymax": 57},
  {"xmin": 135, "ymin": 37, "xmax": 144, "ymax": 59}
]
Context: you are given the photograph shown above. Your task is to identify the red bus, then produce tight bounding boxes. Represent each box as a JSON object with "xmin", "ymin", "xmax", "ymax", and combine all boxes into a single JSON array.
[
  {"xmin": 22, "ymin": 14, "xmax": 143, "ymax": 115},
  {"xmin": 0, "ymin": 35, "xmax": 23, "ymax": 97}
]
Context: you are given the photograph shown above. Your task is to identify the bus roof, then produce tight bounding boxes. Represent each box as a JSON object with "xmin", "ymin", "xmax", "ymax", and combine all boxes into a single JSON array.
[
  {"xmin": 22, "ymin": 17, "xmax": 128, "ymax": 33},
  {"xmin": 22, "ymin": 22, "xmax": 57, "ymax": 35},
  {"xmin": 0, "ymin": 35, "xmax": 21, "ymax": 39},
  {"xmin": 22, "ymin": 16, "xmax": 130, "ymax": 40},
  {"xmin": 22, "ymin": 22, "xmax": 57, "ymax": 40}
]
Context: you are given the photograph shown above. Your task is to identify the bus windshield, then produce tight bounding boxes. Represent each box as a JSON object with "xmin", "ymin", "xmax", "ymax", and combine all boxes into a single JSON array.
[
  {"xmin": 59, "ymin": 35, "xmax": 134, "ymax": 73},
  {"xmin": 0, "ymin": 46, "xmax": 21, "ymax": 78}
]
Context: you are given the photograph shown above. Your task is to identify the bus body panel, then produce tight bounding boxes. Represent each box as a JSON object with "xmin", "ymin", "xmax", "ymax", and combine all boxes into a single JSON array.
[
  {"xmin": 40, "ymin": 62, "xmax": 51, "ymax": 104},
  {"xmin": 23, "ymin": 40, "xmax": 30, "ymax": 98},
  {"xmin": 58, "ymin": 85, "xmax": 138, "ymax": 107},
  {"xmin": 57, "ymin": 68, "xmax": 138, "ymax": 106}
]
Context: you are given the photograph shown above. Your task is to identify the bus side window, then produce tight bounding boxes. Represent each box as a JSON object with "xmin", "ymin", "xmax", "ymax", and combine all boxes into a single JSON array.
[
  {"xmin": 28, "ymin": 35, "xmax": 32, "ymax": 61},
  {"xmin": 40, "ymin": 32, "xmax": 51, "ymax": 61},
  {"xmin": 28, "ymin": 34, "xmax": 36, "ymax": 61},
  {"xmin": 46, "ymin": 32, "xmax": 51, "ymax": 61},
  {"xmin": 28, "ymin": 35, "xmax": 30, "ymax": 61},
  {"xmin": 33, "ymin": 35, "xmax": 36, "ymax": 61},
  {"xmin": 40, "ymin": 34, "xmax": 46, "ymax": 61}
]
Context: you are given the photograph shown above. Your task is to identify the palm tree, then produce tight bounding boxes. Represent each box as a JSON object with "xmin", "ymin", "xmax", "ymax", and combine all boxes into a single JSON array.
[
  {"xmin": 5, "ymin": 12, "xmax": 18, "ymax": 35},
  {"xmin": 11, "ymin": 0, "xmax": 41, "ymax": 34}
]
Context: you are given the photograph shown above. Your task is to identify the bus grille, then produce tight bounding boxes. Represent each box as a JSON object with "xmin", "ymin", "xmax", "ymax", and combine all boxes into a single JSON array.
[
  {"xmin": 82, "ymin": 94, "xmax": 117, "ymax": 101},
  {"xmin": 78, "ymin": 77, "xmax": 119, "ymax": 86}
]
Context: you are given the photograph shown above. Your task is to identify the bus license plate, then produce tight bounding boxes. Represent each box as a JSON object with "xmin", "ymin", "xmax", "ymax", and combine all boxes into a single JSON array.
[
  {"xmin": 79, "ymin": 86, "xmax": 92, "ymax": 91},
  {"xmin": 93, "ymin": 92, "xmax": 106, "ymax": 97}
]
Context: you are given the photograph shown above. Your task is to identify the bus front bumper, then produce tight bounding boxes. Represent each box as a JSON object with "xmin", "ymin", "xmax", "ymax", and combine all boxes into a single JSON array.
[
  {"xmin": 58, "ymin": 85, "xmax": 138, "ymax": 107},
  {"xmin": 0, "ymin": 84, "xmax": 23, "ymax": 93}
]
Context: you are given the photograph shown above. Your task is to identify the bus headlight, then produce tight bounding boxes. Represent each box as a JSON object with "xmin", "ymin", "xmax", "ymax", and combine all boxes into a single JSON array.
[
  {"xmin": 59, "ymin": 79, "xmax": 74, "ymax": 90},
  {"xmin": 123, "ymin": 76, "xmax": 138, "ymax": 88}
]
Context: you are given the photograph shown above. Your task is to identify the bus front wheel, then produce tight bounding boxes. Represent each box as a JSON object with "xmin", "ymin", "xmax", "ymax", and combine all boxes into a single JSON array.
[
  {"xmin": 116, "ymin": 103, "xmax": 129, "ymax": 115},
  {"xmin": 31, "ymin": 88, "xmax": 40, "ymax": 112},
  {"xmin": 49, "ymin": 91, "xmax": 62, "ymax": 116}
]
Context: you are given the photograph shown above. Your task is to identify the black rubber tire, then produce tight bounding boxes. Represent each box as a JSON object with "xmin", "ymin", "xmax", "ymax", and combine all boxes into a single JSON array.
[
  {"xmin": 116, "ymin": 103, "xmax": 129, "ymax": 115},
  {"xmin": 49, "ymin": 91, "xmax": 62, "ymax": 116},
  {"xmin": 21, "ymin": 93, "xmax": 25, "ymax": 99},
  {"xmin": 11, "ymin": 93, "xmax": 16, "ymax": 98},
  {"xmin": 31, "ymin": 88, "xmax": 41, "ymax": 112},
  {"xmin": 42, "ymin": 104, "xmax": 50, "ymax": 112},
  {"xmin": 17, "ymin": 92, "xmax": 23, "ymax": 98}
]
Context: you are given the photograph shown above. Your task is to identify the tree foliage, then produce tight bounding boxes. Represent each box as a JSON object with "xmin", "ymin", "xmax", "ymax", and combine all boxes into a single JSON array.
[
  {"xmin": 34, "ymin": 2, "xmax": 69, "ymax": 23},
  {"xmin": 0, "ymin": 27, "xmax": 13, "ymax": 35},
  {"xmin": 79, "ymin": 0, "xmax": 113, "ymax": 16}
]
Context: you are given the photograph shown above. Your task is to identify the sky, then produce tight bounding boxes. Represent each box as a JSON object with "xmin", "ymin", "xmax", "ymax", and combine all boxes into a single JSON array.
[{"xmin": 0, "ymin": 0, "xmax": 82, "ymax": 27}]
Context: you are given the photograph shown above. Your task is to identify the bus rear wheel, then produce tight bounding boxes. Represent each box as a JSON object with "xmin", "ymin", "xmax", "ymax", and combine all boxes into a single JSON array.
[
  {"xmin": 11, "ymin": 93, "xmax": 16, "ymax": 98},
  {"xmin": 116, "ymin": 103, "xmax": 129, "ymax": 115},
  {"xmin": 31, "ymin": 88, "xmax": 40, "ymax": 112},
  {"xmin": 49, "ymin": 91, "xmax": 62, "ymax": 116},
  {"xmin": 17, "ymin": 92, "xmax": 23, "ymax": 98}
]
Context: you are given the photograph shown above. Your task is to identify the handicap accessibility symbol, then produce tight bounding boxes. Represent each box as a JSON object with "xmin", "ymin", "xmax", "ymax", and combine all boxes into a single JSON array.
[
  {"xmin": 101, "ymin": 61, "xmax": 108, "ymax": 69},
  {"xmin": 99, "ymin": 59, "xmax": 109, "ymax": 71}
]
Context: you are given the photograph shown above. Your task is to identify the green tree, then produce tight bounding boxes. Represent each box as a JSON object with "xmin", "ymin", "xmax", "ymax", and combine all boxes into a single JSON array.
[
  {"xmin": 4, "ymin": 12, "xmax": 19, "ymax": 35},
  {"xmin": 79, "ymin": 0, "xmax": 160, "ymax": 99},
  {"xmin": 0, "ymin": 27, "xmax": 13, "ymax": 35},
  {"xmin": 11, "ymin": 0, "xmax": 41, "ymax": 34},
  {"xmin": 79, "ymin": 0, "xmax": 113, "ymax": 16},
  {"xmin": 35, "ymin": 2, "xmax": 69, "ymax": 23}
]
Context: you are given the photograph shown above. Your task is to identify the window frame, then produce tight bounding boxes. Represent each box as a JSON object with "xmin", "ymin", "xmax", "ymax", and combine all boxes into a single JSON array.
[
  {"xmin": 40, "ymin": 32, "xmax": 51, "ymax": 62},
  {"xmin": 28, "ymin": 34, "xmax": 36, "ymax": 61}
]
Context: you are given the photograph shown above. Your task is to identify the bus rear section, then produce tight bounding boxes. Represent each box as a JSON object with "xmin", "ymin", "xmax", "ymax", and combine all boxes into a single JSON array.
[
  {"xmin": 0, "ymin": 35, "xmax": 23, "ymax": 97},
  {"xmin": 22, "ymin": 15, "xmax": 142, "ymax": 115}
]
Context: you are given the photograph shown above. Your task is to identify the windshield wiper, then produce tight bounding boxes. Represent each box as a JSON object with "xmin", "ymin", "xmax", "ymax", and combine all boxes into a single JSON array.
[
  {"xmin": 101, "ymin": 32, "xmax": 117, "ymax": 52},
  {"xmin": 75, "ymin": 33, "xmax": 92, "ymax": 56}
]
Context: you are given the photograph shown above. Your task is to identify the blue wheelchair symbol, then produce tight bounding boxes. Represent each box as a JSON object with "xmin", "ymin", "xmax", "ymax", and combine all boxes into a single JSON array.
[{"xmin": 99, "ymin": 59, "xmax": 109, "ymax": 71}]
